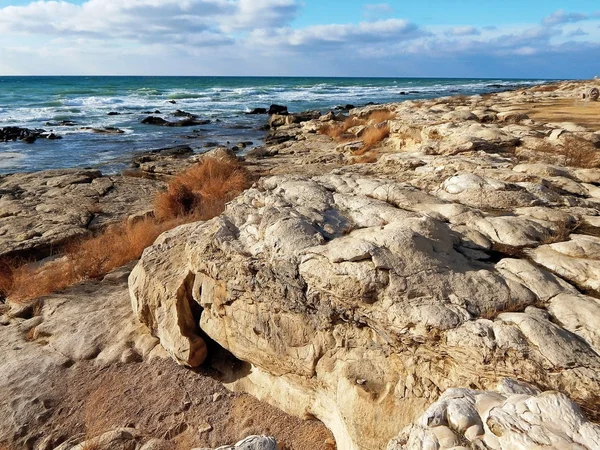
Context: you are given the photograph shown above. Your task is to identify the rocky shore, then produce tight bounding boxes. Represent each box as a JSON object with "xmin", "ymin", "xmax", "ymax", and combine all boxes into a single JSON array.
[{"xmin": 2, "ymin": 80, "xmax": 600, "ymax": 449}]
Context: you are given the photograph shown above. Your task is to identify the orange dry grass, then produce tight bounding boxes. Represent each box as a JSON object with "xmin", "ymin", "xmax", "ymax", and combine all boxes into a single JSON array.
[
  {"xmin": 5, "ymin": 219, "xmax": 171, "ymax": 302},
  {"xmin": 2, "ymin": 158, "xmax": 250, "ymax": 303},
  {"xmin": 367, "ymin": 109, "xmax": 395, "ymax": 123},
  {"xmin": 361, "ymin": 125, "xmax": 390, "ymax": 150},
  {"xmin": 531, "ymin": 136, "xmax": 598, "ymax": 168},
  {"xmin": 154, "ymin": 158, "xmax": 250, "ymax": 221},
  {"xmin": 319, "ymin": 109, "xmax": 394, "ymax": 153}
]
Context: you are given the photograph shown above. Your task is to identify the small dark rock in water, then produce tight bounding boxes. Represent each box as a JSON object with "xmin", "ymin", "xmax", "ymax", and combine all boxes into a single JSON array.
[
  {"xmin": 399, "ymin": 92, "xmax": 408, "ymax": 95},
  {"xmin": 168, "ymin": 118, "xmax": 210, "ymax": 127},
  {"xmin": 203, "ymin": 142, "xmax": 219, "ymax": 148},
  {"xmin": 173, "ymin": 109, "xmax": 197, "ymax": 118},
  {"xmin": 107, "ymin": 112, "xmax": 121, "ymax": 116},
  {"xmin": 45, "ymin": 120, "xmax": 77, "ymax": 127},
  {"xmin": 1, "ymin": 126, "xmax": 61, "ymax": 143},
  {"xmin": 365, "ymin": 102, "xmax": 378, "ymax": 106},
  {"xmin": 168, "ymin": 100, "xmax": 177, "ymax": 104},
  {"xmin": 333, "ymin": 104, "xmax": 355, "ymax": 111},
  {"xmin": 141, "ymin": 115, "xmax": 211, "ymax": 127},
  {"xmin": 141, "ymin": 116, "xmax": 169, "ymax": 126},
  {"xmin": 41, "ymin": 133, "xmax": 62, "ymax": 140},
  {"xmin": 91, "ymin": 127, "xmax": 125, "ymax": 134},
  {"xmin": 142, "ymin": 110, "xmax": 161, "ymax": 114},
  {"xmin": 247, "ymin": 108, "xmax": 268, "ymax": 115},
  {"xmin": 268, "ymin": 104, "xmax": 288, "ymax": 115}
]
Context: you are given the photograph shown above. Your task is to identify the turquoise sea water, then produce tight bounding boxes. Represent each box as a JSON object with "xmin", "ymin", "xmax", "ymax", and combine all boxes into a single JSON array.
[{"xmin": 0, "ymin": 76, "xmax": 552, "ymax": 174}]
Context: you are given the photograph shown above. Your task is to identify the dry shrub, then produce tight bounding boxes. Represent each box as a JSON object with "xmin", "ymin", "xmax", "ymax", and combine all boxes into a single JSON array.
[
  {"xmin": 4, "ymin": 158, "xmax": 250, "ymax": 303},
  {"xmin": 319, "ymin": 116, "xmax": 365, "ymax": 140},
  {"xmin": 356, "ymin": 124, "xmax": 390, "ymax": 154},
  {"xmin": 368, "ymin": 109, "xmax": 395, "ymax": 123},
  {"xmin": 154, "ymin": 157, "xmax": 250, "ymax": 221},
  {"xmin": 532, "ymin": 136, "xmax": 598, "ymax": 168},
  {"xmin": 530, "ymin": 84, "xmax": 559, "ymax": 92},
  {"xmin": 319, "ymin": 109, "xmax": 394, "ymax": 155},
  {"xmin": 562, "ymin": 136, "xmax": 598, "ymax": 168}
]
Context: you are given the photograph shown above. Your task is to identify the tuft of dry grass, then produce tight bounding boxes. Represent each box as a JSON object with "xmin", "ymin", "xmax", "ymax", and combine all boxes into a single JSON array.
[
  {"xmin": 360, "ymin": 125, "xmax": 390, "ymax": 152},
  {"xmin": 367, "ymin": 109, "xmax": 396, "ymax": 124},
  {"xmin": 319, "ymin": 109, "xmax": 394, "ymax": 154},
  {"xmin": 154, "ymin": 157, "xmax": 250, "ymax": 221},
  {"xmin": 530, "ymin": 84, "xmax": 559, "ymax": 92},
  {"xmin": 530, "ymin": 136, "xmax": 598, "ymax": 168},
  {"xmin": 2, "ymin": 158, "xmax": 250, "ymax": 303}
]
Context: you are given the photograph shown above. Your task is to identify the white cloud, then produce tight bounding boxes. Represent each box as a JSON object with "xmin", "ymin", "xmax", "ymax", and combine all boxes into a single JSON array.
[
  {"xmin": 363, "ymin": 3, "xmax": 393, "ymax": 20},
  {"xmin": 446, "ymin": 26, "xmax": 481, "ymax": 37},
  {"xmin": 0, "ymin": 1, "xmax": 600, "ymax": 77},
  {"xmin": 543, "ymin": 9, "xmax": 590, "ymax": 26},
  {"xmin": 247, "ymin": 19, "xmax": 424, "ymax": 50}
]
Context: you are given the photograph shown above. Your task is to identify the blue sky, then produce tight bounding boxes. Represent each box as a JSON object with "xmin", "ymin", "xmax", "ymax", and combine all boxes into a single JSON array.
[{"xmin": 0, "ymin": 0, "xmax": 599, "ymax": 77}]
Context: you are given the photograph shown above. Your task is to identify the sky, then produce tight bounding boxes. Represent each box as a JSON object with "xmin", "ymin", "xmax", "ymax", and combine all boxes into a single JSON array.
[{"xmin": 0, "ymin": 0, "xmax": 599, "ymax": 78}]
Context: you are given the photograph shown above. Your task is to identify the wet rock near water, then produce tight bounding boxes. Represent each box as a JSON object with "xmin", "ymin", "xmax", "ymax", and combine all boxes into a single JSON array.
[
  {"xmin": 141, "ymin": 116, "xmax": 211, "ymax": 127},
  {"xmin": 267, "ymin": 104, "xmax": 288, "ymax": 115},
  {"xmin": 246, "ymin": 107, "xmax": 268, "ymax": 115},
  {"xmin": 1, "ymin": 127, "xmax": 62, "ymax": 143}
]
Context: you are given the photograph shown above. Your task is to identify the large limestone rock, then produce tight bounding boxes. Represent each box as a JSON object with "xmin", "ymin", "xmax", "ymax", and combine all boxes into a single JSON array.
[{"xmin": 130, "ymin": 174, "xmax": 600, "ymax": 450}]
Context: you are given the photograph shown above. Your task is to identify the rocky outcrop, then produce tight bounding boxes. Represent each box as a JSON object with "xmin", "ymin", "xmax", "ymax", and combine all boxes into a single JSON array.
[
  {"xmin": 129, "ymin": 80, "xmax": 600, "ymax": 450},
  {"xmin": 1, "ymin": 126, "xmax": 62, "ymax": 143},
  {"xmin": 130, "ymin": 173, "xmax": 600, "ymax": 450},
  {"xmin": 0, "ymin": 169, "xmax": 162, "ymax": 258}
]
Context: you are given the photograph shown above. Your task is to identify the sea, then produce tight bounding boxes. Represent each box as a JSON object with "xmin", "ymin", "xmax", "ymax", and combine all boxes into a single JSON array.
[{"xmin": 0, "ymin": 76, "xmax": 553, "ymax": 174}]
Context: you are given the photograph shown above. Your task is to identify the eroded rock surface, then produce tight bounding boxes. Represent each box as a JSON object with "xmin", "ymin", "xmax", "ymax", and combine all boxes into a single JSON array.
[
  {"xmin": 130, "ymin": 173, "xmax": 600, "ymax": 450},
  {"xmin": 0, "ymin": 169, "xmax": 162, "ymax": 257}
]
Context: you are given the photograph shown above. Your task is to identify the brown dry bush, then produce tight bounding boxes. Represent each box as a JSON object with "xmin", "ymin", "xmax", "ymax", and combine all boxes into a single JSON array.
[
  {"xmin": 154, "ymin": 157, "xmax": 250, "ymax": 221},
  {"xmin": 530, "ymin": 84, "xmax": 559, "ymax": 92},
  {"xmin": 3, "ymin": 157, "xmax": 250, "ymax": 303},
  {"xmin": 532, "ymin": 136, "xmax": 598, "ymax": 168},
  {"xmin": 319, "ymin": 109, "xmax": 394, "ymax": 154},
  {"xmin": 368, "ymin": 109, "xmax": 395, "ymax": 123},
  {"xmin": 354, "ymin": 124, "xmax": 390, "ymax": 154}
]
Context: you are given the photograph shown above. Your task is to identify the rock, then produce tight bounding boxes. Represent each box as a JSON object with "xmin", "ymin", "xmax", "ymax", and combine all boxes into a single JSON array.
[
  {"xmin": 246, "ymin": 108, "xmax": 268, "ymax": 115},
  {"xmin": 269, "ymin": 111, "xmax": 321, "ymax": 129},
  {"xmin": 268, "ymin": 104, "xmax": 288, "ymax": 115},
  {"xmin": 1, "ymin": 127, "xmax": 62, "ymax": 143},
  {"xmin": 388, "ymin": 382, "xmax": 600, "ymax": 450},
  {"xmin": 60, "ymin": 428, "xmax": 142, "ymax": 450},
  {"xmin": 496, "ymin": 111, "xmax": 530, "ymax": 123},
  {"xmin": 141, "ymin": 116, "xmax": 210, "ymax": 127},
  {"xmin": 89, "ymin": 127, "xmax": 125, "ymax": 134},
  {"xmin": 0, "ymin": 169, "xmax": 162, "ymax": 258},
  {"xmin": 233, "ymin": 436, "xmax": 278, "ymax": 450},
  {"xmin": 142, "ymin": 116, "xmax": 169, "ymax": 126},
  {"xmin": 173, "ymin": 109, "xmax": 197, "ymax": 118},
  {"xmin": 130, "ymin": 174, "xmax": 600, "ymax": 450},
  {"xmin": 528, "ymin": 234, "xmax": 600, "ymax": 292},
  {"xmin": 133, "ymin": 145, "xmax": 194, "ymax": 165},
  {"xmin": 0, "ymin": 269, "xmax": 159, "ymax": 446},
  {"xmin": 107, "ymin": 112, "xmax": 121, "ymax": 116}
]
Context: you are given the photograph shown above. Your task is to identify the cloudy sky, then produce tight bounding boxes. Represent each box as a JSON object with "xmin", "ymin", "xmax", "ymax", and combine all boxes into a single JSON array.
[{"xmin": 0, "ymin": 0, "xmax": 599, "ymax": 77}]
